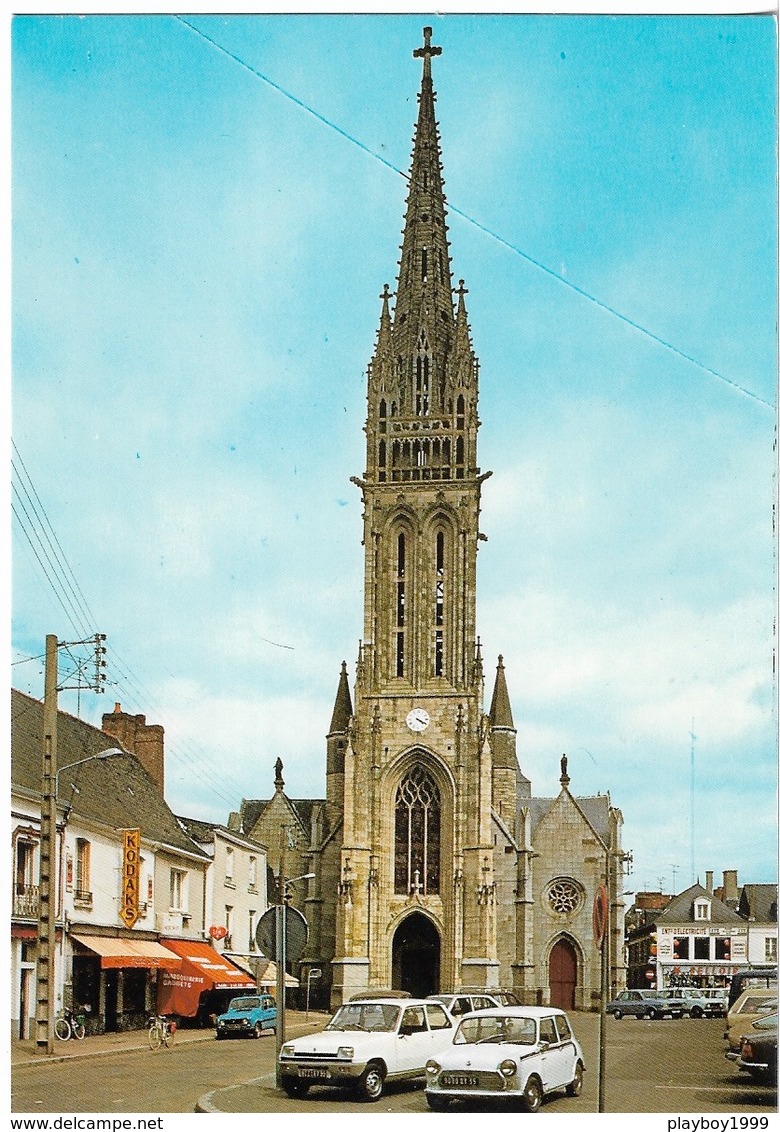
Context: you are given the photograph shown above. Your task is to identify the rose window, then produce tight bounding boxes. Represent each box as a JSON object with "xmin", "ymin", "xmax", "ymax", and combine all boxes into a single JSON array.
[{"xmin": 546, "ymin": 878, "xmax": 582, "ymax": 915}]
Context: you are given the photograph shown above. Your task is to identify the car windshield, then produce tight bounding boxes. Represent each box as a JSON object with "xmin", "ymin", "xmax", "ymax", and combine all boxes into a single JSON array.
[
  {"xmin": 325, "ymin": 1003, "xmax": 401, "ymax": 1033},
  {"xmin": 454, "ymin": 1014, "xmax": 536, "ymax": 1046},
  {"xmin": 229, "ymin": 998, "xmax": 260, "ymax": 1011}
]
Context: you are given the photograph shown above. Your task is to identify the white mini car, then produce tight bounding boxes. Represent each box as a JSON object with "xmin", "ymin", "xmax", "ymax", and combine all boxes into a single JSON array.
[
  {"xmin": 425, "ymin": 1005, "xmax": 585, "ymax": 1112},
  {"xmin": 279, "ymin": 996, "xmax": 455, "ymax": 1101}
]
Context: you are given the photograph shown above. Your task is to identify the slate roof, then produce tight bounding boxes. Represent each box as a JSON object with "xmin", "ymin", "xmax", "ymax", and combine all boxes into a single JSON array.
[
  {"xmin": 240, "ymin": 796, "xmax": 325, "ymax": 838},
  {"xmin": 656, "ymin": 882, "xmax": 744, "ymax": 925},
  {"xmin": 738, "ymin": 884, "xmax": 778, "ymax": 923},
  {"xmin": 12, "ymin": 688, "xmax": 207, "ymax": 859},
  {"xmin": 178, "ymin": 814, "xmax": 268, "ymax": 852},
  {"xmin": 522, "ymin": 793, "xmax": 613, "ymax": 844}
]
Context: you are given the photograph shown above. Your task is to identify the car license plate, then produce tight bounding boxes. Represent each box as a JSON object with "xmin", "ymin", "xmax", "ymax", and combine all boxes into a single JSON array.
[
  {"xmin": 299, "ymin": 1068, "xmax": 330, "ymax": 1079},
  {"xmin": 441, "ymin": 1074, "xmax": 479, "ymax": 1088}
]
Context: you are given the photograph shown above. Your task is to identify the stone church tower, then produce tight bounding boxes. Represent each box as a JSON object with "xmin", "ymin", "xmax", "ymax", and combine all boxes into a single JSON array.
[{"xmin": 244, "ymin": 27, "xmax": 627, "ymax": 1011}]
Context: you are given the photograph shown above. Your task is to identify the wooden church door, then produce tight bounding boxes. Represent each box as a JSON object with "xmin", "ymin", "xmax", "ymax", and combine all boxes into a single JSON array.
[{"xmin": 549, "ymin": 938, "xmax": 577, "ymax": 1010}]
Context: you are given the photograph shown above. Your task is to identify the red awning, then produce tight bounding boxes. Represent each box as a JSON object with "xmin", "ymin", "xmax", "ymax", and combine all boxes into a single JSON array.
[
  {"xmin": 157, "ymin": 939, "xmax": 255, "ymax": 1018},
  {"xmin": 71, "ymin": 934, "xmax": 181, "ymax": 970}
]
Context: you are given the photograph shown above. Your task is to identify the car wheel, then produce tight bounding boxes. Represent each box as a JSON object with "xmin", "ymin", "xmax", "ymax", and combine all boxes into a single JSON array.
[
  {"xmin": 647, "ymin": 1008, "xmax": 658, "ymax": 1020},
  {"xmin": 523, "ymin": 1075, "xmax": 543, "ymax": 1113},
  {"xmin": 281, "ymin": 1079, "xmax": 311, "ymax": 1099},
  {"xmin": 359, "ymin": 1062, "xmax": 386, "ymax": 1102},
  {"xmin": 691, "ymin": 1007, "xmax": 703, "ymax": 1019},
  {"xmin": 612, "ymin": 1009, "xmax": 623, "ymax": 1020},
  {"xmin": 253, "ymin": 1023, "xmax": 263, "ymax": 1039},
  {"xmin": 215, "ymin": 1032, "xmax": 225, "ymax": 1040},
  {"xmin": 426, "ymin": 1094, "xmax": 450, "ymax": 1111},
  {"xmin": 566, "ymin": 1062, "xmax": 584, "ymax": 1097}
]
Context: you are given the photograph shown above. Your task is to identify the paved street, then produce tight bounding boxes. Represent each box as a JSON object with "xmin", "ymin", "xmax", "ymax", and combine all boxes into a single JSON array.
[{"xmin": 12, "ymin": 1014, "xmax": 777, "ymax": 1115}]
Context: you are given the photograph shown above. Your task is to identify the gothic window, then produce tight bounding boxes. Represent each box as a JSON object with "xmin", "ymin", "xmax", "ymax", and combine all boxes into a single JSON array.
[
  {"xmin": 421, "ymin": 247, "xmax": 428, "ymax": 282},
  {"xmin": 434, "ymin": 530, "xmax": 446, "ymax": 676},
  {"xmin": 395, "ymin": 533, "xmax": 406, "ymax": 678},
  {"xmin": 394, "ymin": 765, "xmax": 441, "ymax": 895},
  {"xmin": 378, "ymin": 440, "xmax": 386, "ymax": 482},
  {"xmin": 456, "ymin": 394, "xmax": 465, "ymax": 429},
  {"xmin": 546, "ymin": 877, "xmax": 582, "ymax": 915},
  {"xmin": 416, "ymin": 332, "xmax": 430, "ymax": 416}
]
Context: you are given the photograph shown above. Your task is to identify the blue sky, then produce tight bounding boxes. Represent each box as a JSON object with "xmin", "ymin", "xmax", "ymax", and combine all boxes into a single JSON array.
[{"xmin": 11, "ymin": 8, "xmax": 778, "ymax": 893}]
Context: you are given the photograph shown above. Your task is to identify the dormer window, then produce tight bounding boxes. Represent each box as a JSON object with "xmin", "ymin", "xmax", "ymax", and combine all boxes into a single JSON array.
[{"xmin": 694, "ymin": 898, "xmax": 711, "ymax": 921}]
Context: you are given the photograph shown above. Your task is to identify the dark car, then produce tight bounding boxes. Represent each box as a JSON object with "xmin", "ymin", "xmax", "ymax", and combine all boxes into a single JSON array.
[
  {"xmin": 606, "ymin": 990, "xmax": 683, "ymax": 1020},
  {"xmin": 737, "ymin": 1013, "xmax": 778, "ymax": 1083},
  {"xmin": 215, "ymin": 994, "xmax": 277, "ymax": 1039}
]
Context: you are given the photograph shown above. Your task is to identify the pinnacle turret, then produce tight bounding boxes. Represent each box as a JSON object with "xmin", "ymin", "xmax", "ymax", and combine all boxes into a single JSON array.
[{"xmin": 329, "ymin": 661, "xmax": 353, "ymax": 734}]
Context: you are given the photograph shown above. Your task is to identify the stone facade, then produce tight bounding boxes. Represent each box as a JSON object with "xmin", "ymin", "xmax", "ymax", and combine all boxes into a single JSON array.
[{"xmin": 240, "ymin": 28, "xmax": 627, "ymax": 1012}]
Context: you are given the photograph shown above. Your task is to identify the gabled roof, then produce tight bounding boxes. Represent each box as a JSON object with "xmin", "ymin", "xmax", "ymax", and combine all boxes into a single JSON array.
[
  {"xmin": 240, "ymin": 795, "xmax": 325, "ymax": 839},
  {"xmin": 738, "ymin": 884, "xmax": 778, "ymax": 923},
  {"xmin": 657, "ymin": 882, "xmax": 744, "ymax": 925},
  {"xmin": 12, "ymin": 688, "xmax": 207, "ymax": 860},
  {"xmin": 523, "ymin": 793, "xmax": 612, "ymax": 844},
  {"xmin": 177, "ymin": 815, "xmax": 267, "ymax": 853}
]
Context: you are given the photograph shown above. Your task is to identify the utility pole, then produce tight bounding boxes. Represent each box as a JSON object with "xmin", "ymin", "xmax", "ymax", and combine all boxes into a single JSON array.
[
  {"xmin": 35, "ymin": 633, "xmax": 108, "ymax": 1054},
  {"xmin": 275, "ymin": 825, "xmax": 288, "ymax": 1088},
  {"xmin": 689, "ymin": 720, "xmax": 697, "ymax": 885},
  {"xmin": 35, "ymin": 635, "xmax": 58, "ymax": 1054}
]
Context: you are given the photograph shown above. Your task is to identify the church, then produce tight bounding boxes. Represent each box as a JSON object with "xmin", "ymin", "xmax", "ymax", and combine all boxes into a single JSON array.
[{"xmin": 242, "ymin": 27, "xmax": 627, "ymax": 1012}]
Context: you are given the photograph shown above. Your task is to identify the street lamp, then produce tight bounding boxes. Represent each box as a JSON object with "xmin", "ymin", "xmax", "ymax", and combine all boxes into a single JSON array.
[{"xmin": 36, "ymin": 747, "xmax": 124, "ymax": 1055}]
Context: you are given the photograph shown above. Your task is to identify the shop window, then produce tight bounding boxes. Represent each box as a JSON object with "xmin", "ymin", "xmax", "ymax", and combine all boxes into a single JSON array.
[
  {"xmin": 714, "ymin": 937, "xmax": 731, "ymax": 961},
  {"xmin": 693, "ymin": 936, "xmax": 711, "ymax": 961}
]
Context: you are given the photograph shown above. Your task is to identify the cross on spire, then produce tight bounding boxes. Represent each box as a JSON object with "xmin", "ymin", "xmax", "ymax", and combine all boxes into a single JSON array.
[{"xmin": 413, "ymin": 26, "xmax": 441, "ymax": 77}]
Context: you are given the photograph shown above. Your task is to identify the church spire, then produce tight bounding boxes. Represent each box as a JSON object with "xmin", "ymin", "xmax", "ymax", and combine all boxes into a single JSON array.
[
  {"xmin": 488, "ymin": 654, "xmax": 515, "ymax": 730},
  {"xmin": 329, "ymin": 661, "xmax": 353, "ymax": 734},
  {"xmin": 389, "ymin": 26, "xmax": 461, "ymax": 415}
]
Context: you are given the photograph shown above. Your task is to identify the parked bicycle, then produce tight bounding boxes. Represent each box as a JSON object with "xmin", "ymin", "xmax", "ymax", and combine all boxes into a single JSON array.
[
  {"xmin": 147, "ymin": 1014, "xmax": 176, "ymax": 1050},
  {"xmin": 54, "ymin": 1007, "xmax": 86, "ymax": 1041}
]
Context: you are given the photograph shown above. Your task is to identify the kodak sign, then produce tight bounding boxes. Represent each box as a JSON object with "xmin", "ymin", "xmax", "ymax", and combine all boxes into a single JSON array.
[{"xmin": 120, "ymin": 829, "xmax": 141, "ymax": 929}]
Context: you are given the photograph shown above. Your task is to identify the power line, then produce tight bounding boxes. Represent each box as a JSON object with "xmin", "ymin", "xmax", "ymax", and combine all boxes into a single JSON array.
[{"xmin": 173, "ymin": 15, "xmax": 774, "ymax": 413}]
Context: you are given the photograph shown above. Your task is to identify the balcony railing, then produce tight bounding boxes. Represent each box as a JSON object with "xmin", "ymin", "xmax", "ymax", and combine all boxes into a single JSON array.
[
  {"xmin": 74, "ymin": 888, "xmax": 93, "ymax": 909},
  {"xmin": 13, "ymin": 883, "xmax": 39, "ymax": 918}
]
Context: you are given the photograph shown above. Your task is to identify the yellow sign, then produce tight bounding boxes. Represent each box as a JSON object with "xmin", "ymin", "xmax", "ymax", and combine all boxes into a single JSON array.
[{"xmin": 120, "ymin": 829, "xmax": 141, "ymax": 929}]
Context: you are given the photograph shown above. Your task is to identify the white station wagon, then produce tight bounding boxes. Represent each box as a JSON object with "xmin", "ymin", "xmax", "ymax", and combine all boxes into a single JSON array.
[
  {"xmin": 279, "ymin": 996, "xmax": 455, "ymax": 1101},
  {"xmin": 425, "ymin": 1005, "xmax": 585, "ymax": 1112}
]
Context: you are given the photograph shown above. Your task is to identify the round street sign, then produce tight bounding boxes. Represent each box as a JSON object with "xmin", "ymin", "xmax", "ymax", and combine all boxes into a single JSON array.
[{"xmin": 255, "ymin": 905, "xmax": 309, "ymax": 962}]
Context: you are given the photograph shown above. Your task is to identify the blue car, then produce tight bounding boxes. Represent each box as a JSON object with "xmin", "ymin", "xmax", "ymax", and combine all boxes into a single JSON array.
[{"xmin": 215, "ymin": 994, "xmax": 277, "ymax": 1039}]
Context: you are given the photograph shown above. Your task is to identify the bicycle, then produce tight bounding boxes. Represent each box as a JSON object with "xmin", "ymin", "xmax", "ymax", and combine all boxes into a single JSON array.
[
  {"xmin": 148, "ymin": 1014, "xmax": 176, "ymax": 1050},
  {"xmin": 54, "ymin": 1008, "xmax": 86, "ymax": 1041}
]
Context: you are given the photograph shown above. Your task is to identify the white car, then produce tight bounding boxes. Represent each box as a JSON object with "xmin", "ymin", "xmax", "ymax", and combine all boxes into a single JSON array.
[
  {"xmin": 278, "ymin": 996, "xmax": 455, "ymax": 1101},
  {"xmin": 425, "ymin": 1005, "xmax": 585, "ymax": 1112}
]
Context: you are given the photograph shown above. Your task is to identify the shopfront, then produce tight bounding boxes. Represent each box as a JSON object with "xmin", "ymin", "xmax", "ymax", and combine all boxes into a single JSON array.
[
  {"xmin": 70, "ymin": 933, "xmax": 182, "ymax": 1033},
  {"xmin": 158, "ymin": 938, "xmax": 255, "ymax": 1026}
]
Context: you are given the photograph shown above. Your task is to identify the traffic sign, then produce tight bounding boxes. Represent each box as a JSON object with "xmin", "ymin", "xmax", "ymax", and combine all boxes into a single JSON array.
[{"xmin": 255, "ymin": 905, "xmax": 309, "ymax": 962}]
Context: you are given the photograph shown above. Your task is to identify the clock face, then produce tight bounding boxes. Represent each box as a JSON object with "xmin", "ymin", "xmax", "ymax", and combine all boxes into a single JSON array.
[{"xmin": 406, "ymin": 708, "xmax": 430, "ymax": 733}]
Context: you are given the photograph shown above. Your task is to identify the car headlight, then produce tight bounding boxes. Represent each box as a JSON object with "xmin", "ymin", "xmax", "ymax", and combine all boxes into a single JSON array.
[
  {"xmin": 337, "ymin": 1046, "xmax": 354, "ymax": 1060},
  {"xmin": 281, "ymin": 1044, "xmax": 296, "ymax": 1058},
  {"xmin": 241, "ymin": 1018, "xmax": 250, "ymax": 1026},
  {"xmin": 426, "ymin": 1059, "xmax": 441, "ymax": 1076},
  {"xmin": 499, "ymin": 1059, "xmax": 518, "ymax": 1078}
]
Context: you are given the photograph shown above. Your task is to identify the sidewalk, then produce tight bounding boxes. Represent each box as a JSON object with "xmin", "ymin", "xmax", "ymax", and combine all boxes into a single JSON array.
[{"xmin": 12, "ymin": 1011, "xmax": 330, "ymax": 1070}]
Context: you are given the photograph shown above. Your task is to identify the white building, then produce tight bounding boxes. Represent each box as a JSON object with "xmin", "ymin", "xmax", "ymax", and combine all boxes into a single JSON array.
[{"xmin": 12, "ymin": 689, "xmax": 212, "ymax": 1037}]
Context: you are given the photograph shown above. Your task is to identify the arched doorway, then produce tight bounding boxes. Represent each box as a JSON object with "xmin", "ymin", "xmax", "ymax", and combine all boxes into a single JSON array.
[
  {"xmin": 391, "ymin": 913, "xmax": 440, "ymax": 998},
  {"xmin": 549, "ymin": 938, "xmax": 578, "ymax": 1010}
]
